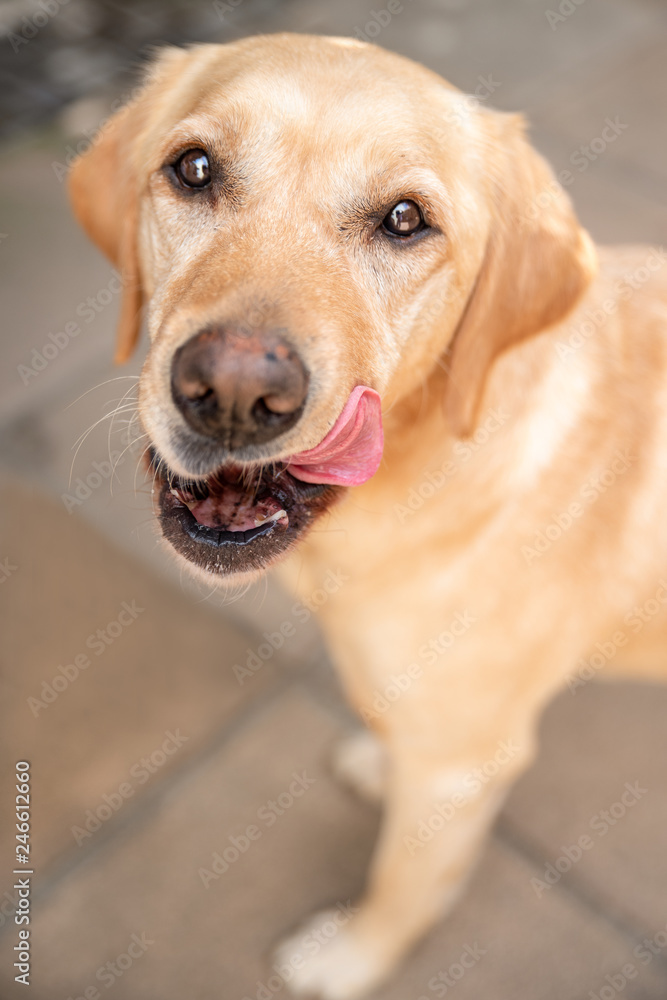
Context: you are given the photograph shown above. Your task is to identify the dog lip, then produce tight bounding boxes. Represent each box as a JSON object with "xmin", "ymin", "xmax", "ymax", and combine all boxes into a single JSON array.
[
  {"xmin": 172, "ymin": 497, "xmax": 285, "ymax": 547},
  {"xmin": 166, "ymin": 424, "xmax": 303, "ymax": 478},
  {"xmin": 148, "ymin": 449, "xmax": 341, "ymax": 576}
]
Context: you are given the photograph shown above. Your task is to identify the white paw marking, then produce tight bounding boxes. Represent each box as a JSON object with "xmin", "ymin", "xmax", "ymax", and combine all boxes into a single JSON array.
[
  {"xmin": 274, "ymin": 908, "xmax": 387, "ymax": 1000},
  {"xmin": 331, "ymin": 731, "xmax": 387, "ymax": 803}
]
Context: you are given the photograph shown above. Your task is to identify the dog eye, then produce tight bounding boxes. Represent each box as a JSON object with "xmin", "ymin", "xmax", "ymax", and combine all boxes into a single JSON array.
[
  {"xmin": 175, "ymin": 149, "xmax": 211, "ymax": 189},
  {"xmin": 382, "ymin": 200, "xmax": 424, "ymax": 237}
]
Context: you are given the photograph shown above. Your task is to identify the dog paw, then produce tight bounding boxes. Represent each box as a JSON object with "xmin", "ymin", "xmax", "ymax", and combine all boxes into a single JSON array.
[
  {"xmin": 331, "ymin": 731, "xmax": 386, "ymax": 803},
  {"xmin": 274, "ymin": 909, "xmax": 387, "ymax": 999}
]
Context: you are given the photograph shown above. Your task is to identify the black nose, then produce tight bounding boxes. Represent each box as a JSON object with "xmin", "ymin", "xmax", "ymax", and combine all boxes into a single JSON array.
[{"xmin": 171, "ymin": 327, "xmax": 309, "ymax": 449}]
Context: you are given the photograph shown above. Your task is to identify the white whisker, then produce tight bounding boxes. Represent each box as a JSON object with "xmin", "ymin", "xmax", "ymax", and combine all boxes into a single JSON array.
[
  {"xmin": 65, "ymin": 374, "xmax": 139, "ymax": 411},
  {"xmin": 68, "ymin": 404, "xmax": 139, "ymax": 487}
]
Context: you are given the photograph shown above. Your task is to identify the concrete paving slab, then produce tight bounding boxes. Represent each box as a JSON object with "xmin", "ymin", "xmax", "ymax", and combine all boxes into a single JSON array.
[
  {"xmin": 537, "ymin": 36, "xmax": 667, "ymax": 189},
  {"xmin": 0, "ymin": 480, "xmax": 276, "ymax": 878},
  {"xmin": 0, "ymin": 688, "xmax": 379, "ymax": 1000},
  {"xmin": 502, "ymin": 681, "xmax": 667, "ymax": 934},
  {"xmin": 2, "ymin": 684, "xmax": 666, "ymax": 999}
]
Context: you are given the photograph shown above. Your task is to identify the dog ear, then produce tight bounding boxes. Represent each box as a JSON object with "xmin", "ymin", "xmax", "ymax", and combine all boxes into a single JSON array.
[
  {"xmin": 445, "ymin": 113, "xmax": 597, "ymax": 436},
  {"xmin": 68, "ymin": 48, "xmax": 189, "ymax": 363},
  {"xmin": 69, "ymin": 99, "xmax": 147, "ymax": 364}
]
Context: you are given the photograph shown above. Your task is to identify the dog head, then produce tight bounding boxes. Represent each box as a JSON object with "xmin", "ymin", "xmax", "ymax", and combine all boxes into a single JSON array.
[{"xmin": 69, "ymin": 34, "xmax": 596, "ymax": 581}]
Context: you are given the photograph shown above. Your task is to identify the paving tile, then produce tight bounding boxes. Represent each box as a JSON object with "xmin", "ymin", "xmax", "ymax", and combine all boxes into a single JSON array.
[
  {"xmin": 403, "ymin": 0, "xmax": 655, "ymax": 116},
  {"xmin": 529, "ymin": 124, "xmax": 667, "ymax": 245},
  {"xmin": 0, "ymin": 688, "xmax": 379, "ymax": 1000},
  {"xmin": 0, "ymin": 479, "xmax": 280, "ymax": 880},
  {"xmin": 2, "ymin": 683, "xmax": 666, "ymax": 1000},
  {"xmin": 536, "ymin": 36, "xmax": 667, "ymax": 188},
  {"xmin": 502, "ymin": 682, "xmax": 667, "ymax": 933},
  {"xmin": 382, "ymin": 838, "xmax": 667, "ymax": 1000},
  {"xmin": 0, "ymin": 135, "xmax": 117, "ymax": 423}
]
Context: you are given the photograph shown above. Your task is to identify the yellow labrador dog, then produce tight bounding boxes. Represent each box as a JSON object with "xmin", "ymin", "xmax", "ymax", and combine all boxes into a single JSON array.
[{"xmin": 69, "ymin": 33, "xmax": 667, "ymax": 999}]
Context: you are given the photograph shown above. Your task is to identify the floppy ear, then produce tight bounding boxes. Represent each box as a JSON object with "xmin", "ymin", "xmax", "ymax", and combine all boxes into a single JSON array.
[
  {"xmin": 69, "ymin": 98, "xmax": 148, "ymax": 364},
  {"xmin": 68, "ymin": 46, "xmax": 191, "ymax": 363},
  {"xmin": 445, "ymin": 113, "xmax": 597, "ymax": 436}
]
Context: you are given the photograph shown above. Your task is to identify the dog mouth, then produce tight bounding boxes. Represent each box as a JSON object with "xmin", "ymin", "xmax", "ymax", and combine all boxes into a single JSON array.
[
  {"xmin": 148, "ymin": 384, "xmax": 384, "ymax": 578},
  {"xmin": 150, "ymin": 450, "xmax": 343, "ymax": 577}
]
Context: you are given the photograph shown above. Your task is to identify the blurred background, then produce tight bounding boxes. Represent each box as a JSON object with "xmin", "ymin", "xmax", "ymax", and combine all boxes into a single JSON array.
[{"xmin": 1, "ymin": 1, "xmax": 667, "ymax": 997}]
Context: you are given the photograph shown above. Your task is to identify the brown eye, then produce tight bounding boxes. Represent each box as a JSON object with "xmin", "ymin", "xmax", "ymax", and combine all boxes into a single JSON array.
[
  {"xmin": 382, "ymin": 200, "xmax": 423, "ymax": 237},
  {"xmin": 175, "ymin": 149, "xmax": 211, "ymax": 188}
]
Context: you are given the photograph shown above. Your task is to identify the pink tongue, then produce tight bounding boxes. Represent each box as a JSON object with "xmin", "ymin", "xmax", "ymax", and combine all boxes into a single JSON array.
[{"xmin": 286, "ymin": 386, "xmax": 383, "ymax": 486}]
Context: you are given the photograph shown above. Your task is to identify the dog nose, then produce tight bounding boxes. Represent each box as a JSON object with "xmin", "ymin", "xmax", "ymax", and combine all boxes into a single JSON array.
[{"xmin": 171, "ymin": 327, "xmax": 309, "ymax": 448}]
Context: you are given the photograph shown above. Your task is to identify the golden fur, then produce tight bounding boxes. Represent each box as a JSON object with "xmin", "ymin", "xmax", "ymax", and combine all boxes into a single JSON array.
[{"xmin": 69, "ymin": 34, "xmax": 667, "ymax": 998}]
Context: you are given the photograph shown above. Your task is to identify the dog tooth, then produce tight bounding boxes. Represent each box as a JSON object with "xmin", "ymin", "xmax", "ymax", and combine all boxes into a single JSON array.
[
  {"xmin": 254, "ymin": 508, "xmax": 288, "ymax": 527},
  {"xmin": 170, "ymin": 488, "xmax": 199, "ymax": 510}
]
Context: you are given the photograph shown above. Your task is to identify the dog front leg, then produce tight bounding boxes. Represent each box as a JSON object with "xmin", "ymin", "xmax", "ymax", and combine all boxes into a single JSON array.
[{"xmin": 276, "ymin": 733, "xmax": 532, "ymax": 999}]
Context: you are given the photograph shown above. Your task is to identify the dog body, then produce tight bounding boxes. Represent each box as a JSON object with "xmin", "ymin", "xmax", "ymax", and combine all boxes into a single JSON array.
[
  {"xmin": 276, "ymin": 245, "xmax": 667, "ymax": 994},
  {"xmin": 69, "ymin": 35, "xmax": 667, "ymax": 998}
]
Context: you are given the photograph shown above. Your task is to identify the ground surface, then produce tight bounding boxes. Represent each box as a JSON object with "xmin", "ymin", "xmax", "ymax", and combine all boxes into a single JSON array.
[{"xmin": 1, "ymin": 1, "xmax": 667, "ymax": 997}]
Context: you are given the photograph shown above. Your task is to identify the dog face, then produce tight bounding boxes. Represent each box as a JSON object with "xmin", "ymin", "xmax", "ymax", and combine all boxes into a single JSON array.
[{"xmin": 69, "ymin": 34, "xmax": 596, "ymax": 581}]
